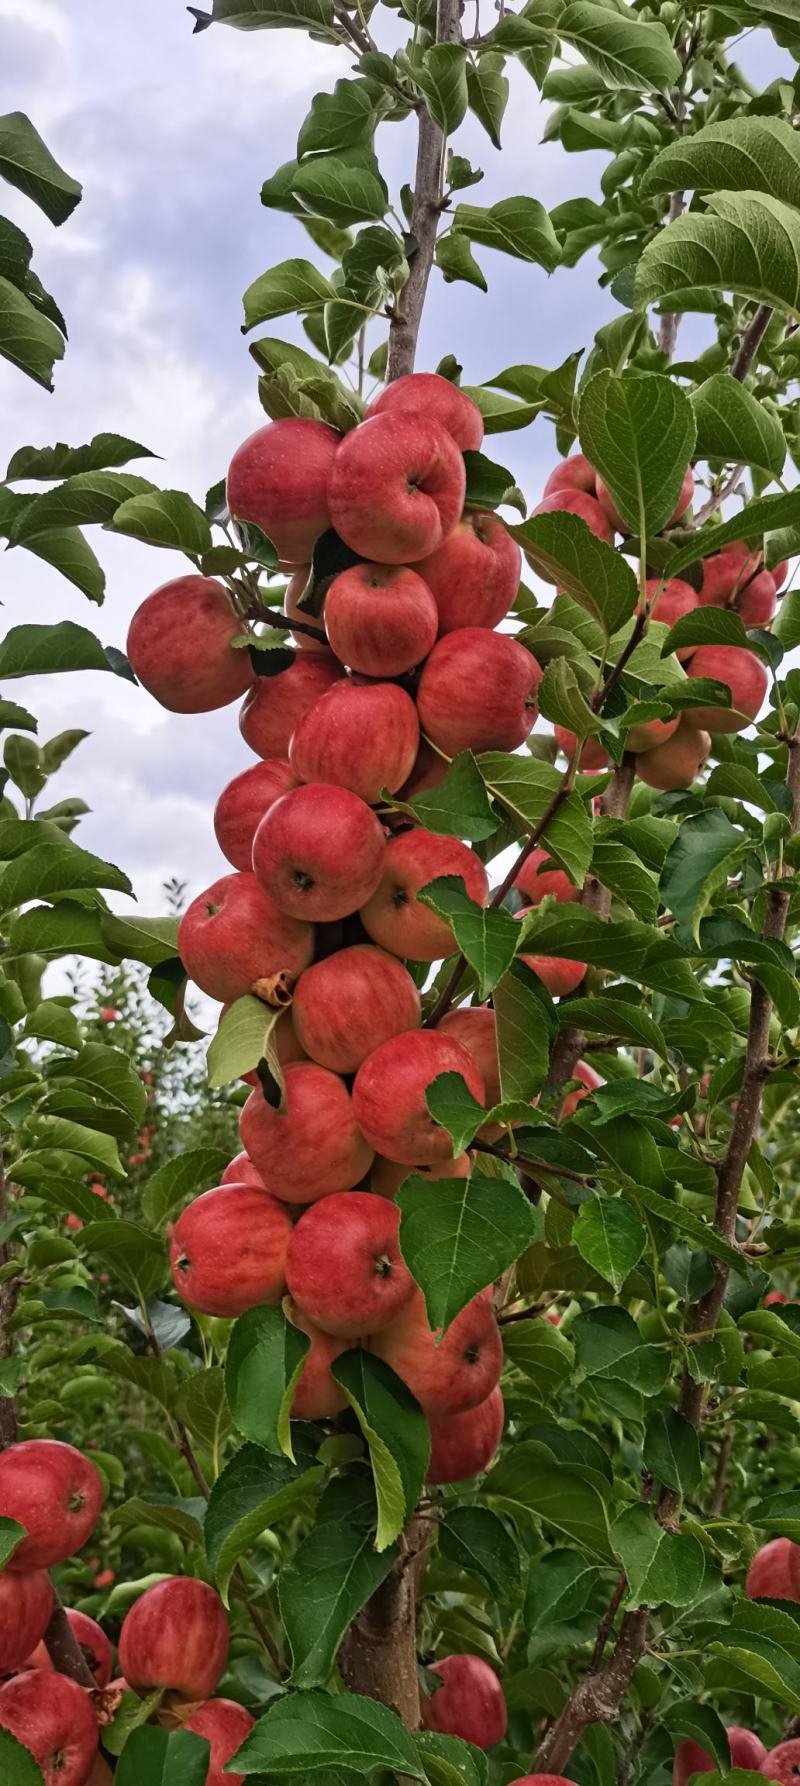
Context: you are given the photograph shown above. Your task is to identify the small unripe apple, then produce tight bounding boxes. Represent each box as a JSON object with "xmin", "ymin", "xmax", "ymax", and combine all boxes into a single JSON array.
[
  {"xmin": 439, "ymin": 1005, "xmax": 500, "ymax": 1105},
  {"xmin": 758, "ymin": 1738, "xmax": 800, "ymax": 1786},
  {"xmin": 290, "ymin": 679, "xmax": 420, "ymax": 803},
  {"xmin": 239, "ymin": 652, "xmax": 341, "ymax": 759},
  {"xmin": 371, "ymin": 1288, "xmax": 502, "ymax": 1415},
  {"xmin": 672, "ymin": 1728, "xmax": 766, "ymax": 1786},
  {"xmin": 0, "ymin": 1569, "xmax": 52, "ymax": 1674},
  {"xmin": 364, "ymin": 372, "xmax": 484, "ymax": 452},
  {"xmin": 126, "ymin": 577, "xmax": 253, "ymax": 713},
  {"xmin": 360, "ymin": 827, "xmax": 489, "ymax": 963},
  {"xmin": 0, "ymin": 1440, "xmax": 103, "ymax": 1572},
  {"xmin": 417, "ymin": 628, "xmax": 541, "ymax": 755},
  {"xmin": 252, "ymin": 783, "xmax": 386, "ymax": 922},
  {"xmin": 213, "ymin": 759, "xmax": 298, "ymax": 871},
  {"xmin": 514, "ymin": 847, "xmax": 579, "ymax": 905},
  {"xmin": 226, "ymin": 417, "xmax": 340, "ymax": 564},
  {"xmin": 118, "ymin": 1577, "xmax": 229, "ymax": 1700},
  {"xmin": 685, "ymin": 646, "xmax": 767, "ymax": 733},
  {"xmin": 554, "ymin": 725, "xmax": 610, "ymax": 770},
  {"xmin": 292, "ymin": 944, "xmax": 421, "ymax": 1074},
  {"xmin": 178, "ymin": 871, "xmax": 314, "ymax": 1003},
  {"xmin": 414, "ymin": 510, "xmax": 522, "ymax": 634},
  {"xmin": 420, "ymin": 1653, "xmax": 507, "ymax": 1748},
  {"xmin": 169, "ymin": 1184, "xmax": 292, "ymax": 1317},
  {"xmin": 289, "ymin": 1305, "xmax": 351, "ymax": 1419},
  {"xmin": 23, "ymin": 1608, "xmax": 112, "ymax": 1688},
  {"xmin": 542, "ymin": 454, "xmax": 596, "ymax": 497},
  {"xmin": 323, "ymin": 563, "xmax": 438, "ymax": 677},
  {"xmin": 286, "ymin": 1191, "xmax": 415, "ymax": 1337},
  {"xmin": 328, "ymin": 414, "xmax": 466, "ymax": 563},
  {"xmin": 0, "ymin": 1670, "xmax": 98, "ymax": 1786},
  {"xmin": 560, "ymin": 1059, "xmax": 603, "ymax": 1121},
  {"xmin": 184, "ymin": 1698, "xmax": 256, "ymax": 1786},
  {"xmin": 635, "ymin": 720, "xmax": 711, "ymax": 791},
  {"xmin": 240, "ymin": 1062, "xmax": 374, "ymax": 1201},
  {"xmin": 368, "ymin": 1152, "xmax": 471, "ymax": 1197},
  {"xmin": 427, "ymin": 1386, "xmax": 504, "ymax": 1483},
  {"xmin": 352, "ymin": 1029, "xmax": 484, "ymax": 1164},
  {"xmin": 746, "ymin": 1535, "xmax": 800, "ymax": 1600}
]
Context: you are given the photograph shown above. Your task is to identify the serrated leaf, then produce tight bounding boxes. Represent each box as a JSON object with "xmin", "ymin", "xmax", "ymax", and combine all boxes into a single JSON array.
[
  {"xmin": 292, "ymin": 150, "xmax": 388, "ymax": 230},
  {"xmin": 573, "ymin": 1198, "xmax": 646, "ymax": 1293},
  {"xmin": 279, "ymin": 1485, "xmax": 397, "ymax": 1687},
  {"xmin": 494, "ymin": 958, "xmax": 557, "ymax": 1101},
  {"xmin": 413, "ymin": 44, "xmax": 468, "ymax": 134},
  {"xmin": 692, "ymin": 373, "xmax": 785, "ymax": 479},
  {"xmin": 397, "ymin": 1169, "xmax": 537, "ymax": 1332},
  {"xmin": 558, "ymin": 3, "xmax": 680, "ymax": 89},
  {"xmin": 243, "ymin": 258, "xmax": 336, "ymax": 330},
  {"xmin": 660, "ymin": 809, "xmax": 752, "ymax": 946},
  {"xmin": 0, "ymin": 274, "xmax": 64, "ymax": 389},
  {"xmin": 333, "ymin": 1350, "xmax": 429, "ymax": 1551},
  {"xmin": 439, "ymin": 1505, "xmax": 520, "ymax": 1594},
  {"xmin": 9, "ymin": 471, "xmax": 155, "ymax": 541},
  {"xmin": 612, "ymin": 1504, "xmax": 705, "ymax": 1608},
  {"xmin": 141, "ymin": 1146, "xmax": 230, "ymax": 1228},
  {"xmin": 115, "ymin": 1726, "xmax": 211, "ymax": 1786},
  {"xmin": 513, "ymin": 510, "xmax": 637, "ymax": 636},
  {"xmin": 639, "ymin": 115, "xmax": 800, "ymax": 205},
  {"xmin": 478, "ymin": 753, "xmax": 595, "ymax": 886},
  {"xmin": 635, "ymin": 191, "xmax": 800, "ymax": 321},
  {"xmin": 230, "ymin": 1690, "xmax": 425, "ymax": 1780},
  {"xmin": 436, "ymin": 231, "xmax": 488, "ymax": 291},
  {"xmin": 487, "ymin": 1439, "xmax": 614, "ymax": 1558},
  {"xmin": 298, "ymin": 80, "xmax": 378, "ymax": 157},
  {"xmin": 466, "ymin": 54, "xmax": 509, "ymax": 147},
  {"xmin": 0, "ymin": 621, "xmax": 116, "ymax": 679},
  {"xmin": 226, "ymin": 1304, "xmax": 310, "ymax": 1458},
  {"xmin": 0, "ymin": 112, "xmax": 81, "ymax": 223},
  {"xmin": 578, "ymin": 370, "xmax": 695, "ymax": 538},
  {"xmin": 111, "ymin": 489, "xmax": 212, "ymax": 554},
  {"xmin": 418, "ymin": 876, "xmax": 520, "ymax": 998},
  {"xmin": 452, "ymin": 198, "xmax": 561, "ymax": 270},
  {"xmin": 207, "ymin": 994, "xmax": 285, "ymax": 1094},
  {"xmin": 205, "ymin": 1437, "xmax": 322, "ymax": 1601},
  {"xmin": 393, "ymin": 750, "xmax": 498, "ymax": 842},
  {"xmin": 6, "ymin": 433, "xmax": 155, "ymax": 482},
  {"xmin": 537, "ymin": 657, "xmax": 603, "ymax": 738},
  {"xmin": 643, "ymin": 1408, "xmax": 701, "ymax": 1495}
]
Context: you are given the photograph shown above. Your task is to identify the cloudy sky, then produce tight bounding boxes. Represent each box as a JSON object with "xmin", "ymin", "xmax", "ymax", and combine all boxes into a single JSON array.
[{"xmin": 0, "ymin": 0, "xmax": 790, "ymax": 925}]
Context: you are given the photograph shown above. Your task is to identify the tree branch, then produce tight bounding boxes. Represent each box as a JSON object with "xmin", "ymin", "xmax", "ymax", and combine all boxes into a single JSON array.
[
  {"xmin": 657, "ymin": 191, "xmax": 685, "ymax": 361},
  {"xmin": 386, "ymin": 0, "xmax": 461, "ymax": 381},
  {"xmin": 0, "ymin": 1150, "xmax": 19, "ymax": 1451},
  {"xmin": 44, "ymin": 1588, "xmax": 97, "ymax": 1689}
]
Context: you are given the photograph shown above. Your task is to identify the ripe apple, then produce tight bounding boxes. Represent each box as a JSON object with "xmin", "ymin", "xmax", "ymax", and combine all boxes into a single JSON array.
[
  {"xmin": 507, "ymin": 1777, "xmax": 579, "ymax": 1786},
  {"xmin": 213, "ymin": 759, "xmax": 298, "ymax": 871},
  {"xmin": 368, "ymin": 1152, "xmax": 471, "ymax": 1197},
  {"xmin": 561, "ymin": 1059, "xmax": 604, "ymax": 1121},
  {"xmin": 0, "ymin": 1441, "xmax": 103, "ymax": 1572},
  {"xmin": 596, "ymin": 464, "xmax": 693, "ymax": 532},
  {"xmin": 169, "ymin": 1183, "xmax": 292, "ymax": 1317},
  {"xmin": 221, "ymin": 1151, "xmax": 266, "ymax": 1189},
  {"xmin": 360, "ymin": 827, "xmax": 489, "ymax": 962},
  {"xmin": 226, "ymin": 417, "xmax": 340, "ymax": 564},
  {"xmin": 672, "ymin": 1729, "xmax": 766, "ymax": 1786},
  {"xmin": 700, "ymin": 546, "xmax": 760, "ymax": 603},
  {"xmin": 240, "ymin": 1062, "xmax": 374, "ymax": 1201},
  {"xmin": 323, "ymin": 563, "xmax": 438, "ymax": 677},
  {"xmin": 328, "ymin": 414, "xmax": 466, "ymax": 563},
  {"xmin": 291, "ymin": 945, "xmax": 421, "ymax": 1073},
  {"xmin": 439, "ymin": 1005, "xmax": 500, "ymax": 1106},
  {"xmin": 289, "ymin": 680, "xmax": 420, "ymax": 803},
  {"xmin": 282, "ymin": 566, "xmax": 328, "ymax": 652},
  {"xmin": 765, "ymin": 1289, "xmax": 789, "ymax": 1306},
  {"xmin": 647, "ymin": 577, "xmax": 699, "ymax": 659},
  {"xmin": 372, "ymin": 1288, "xmax": 502, "ymax": 1414},
  {"xmin": 773, "ymin": 559, "xmax": 789, "ymax": 589},
  {"xmin": 126, "ymin": 577, "xmax": 253, "ymax": 714},
  {"xmin": 746, "ymin": 1536, "xmax": 800, "ymax": 1600},
  {"xmin": 700, "ymin": 552, "xmax": 777, "ymax": 626},
  {"xmin": 685, "ymin": 646, "xmax": 767, "ymax": 733},
  {"xmin": 178, "ymin": 872, "xmax": 314, "ymax": 1003},
  {"xmin": 635, "ymin": 720, "xmax": 711, "ymax": 791},
  {"xmin": 553, "ymin": 726, "xmax": 611, "ymax": 771},
  {"xmin": 239, "ymin": 652, "xmax": 341, "ymax": 759},
  {"xmin": 421, "ymin": 1654, "xmax": 507, "ymax": 1749},
  {"xmin": 758, "ymin": 1740, "xmax": 800, "ymax": 1786},
  {"xmin": 184, "ymin": 1699, "xmax": 256, "ymax": 1786},
  {"xmin": 0, "ymin": 1569, "xmax": 52, "ymax": 1674},
  {"xmin": 625, "ymin": 716, "xmax": 679, "ymax": 753},
  {"xmin": 414, "ymin": 510, "xmax": 522, "ymax": 634},
  {"xmin": 397, "ymin": 741, "xmax": 450, "ymax": 802},
  {"xmin": 516, "ymin": 913, "xmax": 586, "ymax": 996},
  {"xmin": 514, "ymin": 847, "xmax": 579, "ymax": 905},
  {"xmin": 289, "ymin": 1305, "xmax": 351, "ymax": 1419},
  {"xmin": 427, "ymin": 1386, "xmax": 504, "ymax": 1483},
  {"xmin": 417, "ymin": 628, "xmax": 541, "ymax": 755},
  {"xmin": 119, "ymin": 1577, "xmax": 229, "ymax": 1700},
  {"xmin": 252, "ymin": 783, "xmax": 386, "ymax": 922},
  {"xmin": 352, "ymin": 1029, "xmax": 484, "ymax": 1163},
  {"xmin": 542, "ymin": 454, "xmax": 596, "ymax": 496},
  {"xmin": 0, "ymin": 1671, "xmax": 98, "ymax": 1786},
  {"xmin": 364, "ymin": 372, "xmax": 484, "ymax": 452},
  {"xmin": 23, "ymin": 1609, "xmax": 112, "ymax": 1688},
  {"xmin": 530, "ymin": 489, "xmax": 614, "ymax": 557},
  {"xmin": 286, "ymin": 1191, "xmax": 415, "ymax": 1337}
]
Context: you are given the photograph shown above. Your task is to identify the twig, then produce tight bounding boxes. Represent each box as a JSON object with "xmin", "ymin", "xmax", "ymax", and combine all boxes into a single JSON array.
[
  {"xmin": 709, "ymin": 1429, "xmax": 734, "ymax": 1517},
  {"xmin": 44, "ymin": 1589, "xmax": 97, "ymax": 1689},
  {"xmin": 0, "ymin": 1150, "xmax": 19, "ymax": 1450},
  {"xmin": 731, "ymin": 303, "xmax": 773, "ymax": 381},
  {"xmin": 589, "ymin": 1572, "xmax": 626, "ymax": 1669},
  {"xmin": 657, "ymin": 192, "xmax": 686, "ymax": 360},
  {"xmin": 471, "ymin": 1136, "xmax": 591, "ymax": 1186},
  {"xmin": 386, "ymin": 0, "xmax": 461, "ymax": 380}
]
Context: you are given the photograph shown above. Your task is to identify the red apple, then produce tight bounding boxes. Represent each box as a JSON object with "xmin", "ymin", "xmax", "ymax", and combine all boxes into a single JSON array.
[
  {"xmin": 323, "ymin": 563, "xmax": 438, "ymax": 677},
  {"xmin": 221, "ymin": 1151, "xmax": 265, "ymax": 1190},
  {"xmin": 184, "ymin": 1699, "xmax": 255, "ymax": 1786},
  {"xmin": 561, "ymin": 1060, "xmax": 603, "ymax": 1121},
  {"xmin": 635, "ymin": 720, "xmax": 711, "ymax": 791},
  {"xmin": 283, "ymin": 566, "xmax": 328, "ymax": 651},
  {"xmin": 213, "ymin": 759, "xmax": 298, "ymax": 871},
  {"xmin": 542, "ymin": 454, "xmax": 596, "ymax": 497},
  {"xmin": 701, "ymin": 553, "xmax": 777, "ymax": 626},
  {"xmin": 360, "ymin": 828, "xmax": 489, "ymax": 962},
  {"xmin": 685, "ymin": 646, "xmax": 767, "ymax": 733},
  {"xmin": 647, "ymin": 577, "xmax": 699, "ymax": 659},
  {"xmin": 364, "ymin": 372, "xmax": 484, "ymax": 452},
  {"xmin": 417, "ymin": 629, "xmax": 541, "ymax": 755},
  {"xmin": 23, "ymin": 1609, "xmax": 113, "ymax": 1688},
  {"xmin": 240, "ymin": 1062, "xmax": 374, "ymax": 1201},
  {"xmin": 746, "ymin": 1536, "xmax": 800, "ymax": 1601},
  {"xmin": 597, "ymin": 464, "xmax": 693, "ymax": 532},
  {"xmin": 253, "ymin": 783, "xmax": 386, "ymax": 923},
  {"xmin": 439, "ymin": 1006, "xmax": 500, "ymax": 1106},
  {"xmin": 328, "ymin": 414, "xmax": 466, "ymax": 563},
  {"xmin": 0, "ymin": 1441, "xmax": 102, "ymax": 1572},
  {"xmin": 773, "ymin": 559, "xmax": 789, "ymax": 590},
  {"xmin": 286, "ymin": 1191, "xmax": 415, "ymax": 1337},
  {"xmin": 126, "ymin": 577, "xmax": 253, "ymax": 714},
  {"xmin": 398, "ymin": 741, "xmax": 450, "ymax": 802},
  {"xmin": 427, "ymin": 1386, "xmax": 504, "ymax": 1483},
  {"xmin": 178, "ymin": 872, "xmax": 314, "ymax": 1002},
  {"xmin": 672, "ymin": 1729, "xmax": 766, "ymax": 1786},
  {"xmin": 516, "ymin": 913, "xmax": 586, "ymax": 996},
  {"xmin": 226, "ymin": 417, "xmax": 340, "ymax": 564},
  {"xmin": 372, "ymin": 1288, "xmax": 502, "ymax": 1414},
  {"xmin": 119, "ymin": 1577, "xmax": 228, "ymax": 1700},
  {"xmin": 758, "ymin": 1740, "xmax": 800, "ymax": 1786},
  {"xmin": 369, "ymin": 1152, "xmax": 471, "ymax": 1197},
  {"xmin": 530, "ymin": 489, "xmax": 614, "ymax": 561},
  {"xmin": 508, "ymin": 1778, "xmax": 579, "ymax": 1786},
  {"xmin": 625, "ymin": 715, "xmax": 679, "ymax": 753},
  {"xmin": 169, "ymin": 1184, "xmax": 292, "ymax": 1317},
  {"xmin": 289, "ymin": 680, "xmax": 419, "ymax": 803},
  {"xmin": 292, "ymin": 945, "xmax": 421, "ymax": 1073},
  {"xmin": 514, "ymin": 847, "xmax": 579, "ymax": 905},
  {"xmin": 352, "ymin": 1030, "xmax": 484, "ymax": 1164},
  {"xmin": 414, "ymin": 510, "xmax": 521, "ymax": 634},
  {"xmin": 289, "ymin": 1305, "xmax": 351, "ymax": 1418},
  {"xmin": 765, "ymin": 1289, "xmax": 789, "ymax": 1306},
  {"xmin": 0, "ymin": 1671, "xmax": 98, "ymax": 1786},
  {"xmin": 0, "ymin": 1569, "xmax": 52, "ymax": 1673},
  {"xmin": 554, "ymin": 725, "xmax": 611, "ymax": 771},
  {"xmin": 240, "ymin": 653, "xmax": 342, "ymax": 760},
  {"xmin": 421, "ymin": 1654, "xmax": 507, "ymax": 1748}
]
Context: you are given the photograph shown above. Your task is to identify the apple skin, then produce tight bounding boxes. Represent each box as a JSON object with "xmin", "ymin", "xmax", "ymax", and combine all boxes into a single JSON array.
[
  {"xmin": 507, "ymin": 1777, "xmax": 579, "ymax": 1786},
  {"xmin": 417, "ymin": 629, "xmax": 542, "ymax": 755},
  {"xmin": 597, "ymin": 464, "xmax": 693, "ymax": 532},
  {"xmin": 352, "ymin": 1029, "xmax": 485, "ymax": 1164},
  {"xmin": 240, "ymin": 1062, "xmax": 375, "ymax": 1202},
  {"xmin": 221, "ymin": 1151, "xmax": 266, "ymax": 1189},
  {"xmin": 239, "ymin": 652, "xmax": 341, "ymax": 759},
  {"xmin": 397, "ymin": 741, "xmax": 450, "ymax": 802},
  {"xmin": 765, "ymin": 1289, "xmax": 789, "ymax": 1306},
  {"xmin": 542, "ymin": 454, "xmax": 596, "ymax": 497},
  {"xmin": 0, "ymin": 1670, "xmax": 98, "ymax": 1786},
  {"xmin": 283, "ymin": 566, "xmax": 328, "ymax": 652},
  {"xmin": 364, "ymin": 372, "xmax": 484, "ymax": 452},
  {"xmin": 0, "ymin": 1440, "xmax": 103, "ymax": 1572},
  {"xmin": 746, "ymin": 1536, "xmax": 800, "ymax": 1600},
  {"xmin": 647, "ymin": 577, "xmax": 699, "ymax": 659},
  {"xmin": 372, "ymin": 1288, "xmax": 502, "ymax": 1415},
  {"xmin": 439, "ymin": 1006, "xmax": 500, "ymax": 1106},
  {"xmin": 184, "ymin": 1699, "xmax": 256, "ymax": 1786},
  {"xmin": 23, "ymin": 1610, "xmax": 112, "ymax": 1688},
  {"xmin": 561, "ymin": 1059, "xmax": 604, "ymax": 1121},
  {"xmin": 427, "ymin": 1386, "xmax": 504, "ymax": 1483},
  {"xmin": 126, "ymin": 577, "xmax": 253, "ymax": 714},
  {"xmin": 291, "ymin": 944, "xmax": 421, "ymax": 1074},
  {"xmin": 169, "ymin": 1183, "xmax": 292, "ymax": 1317},
  {"xmin": 289, "ymin": 680, "xmax": 420, "ymax": 804},
  {"xmin": 414, "ymin": 510, "xmax": 522, "ymax": 634},
  {"xmin": 625, "ymin": 715, "xmax": 680, "ymax": 754},
  {"xmin": 213, "ymin": 759, "xmax": 298, "ymax": 871},
  {"xmin": 700, "ymin": 552, "xmax": 777, "ymax": 626},
  {"xmin": 226, "ymin": 417, "xmax": 340, "ymax": 564},
  {"xmin": 530, "ymin": 489, "xmax": 614, "ymax": 558},
  {"xmin": 672, "ymin": 1729, "xmax": 766, "ymax": 1786},
  {"xmin": 119, "ymin": 1577, "xmax": 229, "ymax": 1701},
  {"xmin": 286, "ymin": 1191, "xmax": 415, "ymax": 1337},
  {"xmin": 369, "ymin": 1152, "xmax": 471, "ymax": 1197},
  {"xmin": 289, "ymin": 1305, "xmax": 352, "ymax": 1419},
  {"xmin": 635, "ymin": 720, "xmax": 711, "ymax": 791},
  {"xmin": 686, "ymin": 646, "xmax": 768, "ymax": 733},
  {"xmin": 323, "ymin": 563, "xmax": 438, "ymax": 677},
  {"xmin": 0, "ymin": 1569, "xmax": 52, "ymax": 1674},
  {"xmin": 252, "ymin": 783, "xmax": 386, "ymax": 923},
  {"xmin": 516, "ymin": 912, "xmax": 586, "ymax": 997},
  {"xmin": 178, "ymin": 872, "xmax": 314, "ymax": 1003},
  {"xmin": 421, "ymin": 1654, "xmax": 507, "ymax": 1749},
  {"xmin": 328, "ymin": 414, "xmax": 466, "ymax": 563},
  {"xmin": 758, "ymin": 1739, "xmax": 800, "ymax": 1786},
  {"xmin": 360, "ymin": 827, "xmax": 489, "ymax": 963},
  {"xmin": 554, "ymin": 725, "xmax": 611, "ymax": 771},
  {"xmin": 515, "ymin": 847, "xmax": 579, "ymax": 905}
]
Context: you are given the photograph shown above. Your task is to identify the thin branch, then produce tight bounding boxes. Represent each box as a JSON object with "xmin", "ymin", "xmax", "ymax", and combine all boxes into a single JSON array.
[
  {"xmin": 657, "ymin": 192, "xmax": 686, "ymax": 360},
  {"xmin": 709, "ymin": 1429, "xmax": 734, "ymax": 1517},
  {"xmin": 731, "ymin": 302, "xmax": 773, "ymax": 380},
  {"xmin": 386, "ymin": 0, "xmax": 461, "ymax": 380},
  {"xmin": 472, "ymin": 1136, "xmax": 591, "ymax": 1186},
  {"xmin": 44, "ymin": 1589, "xmax": 97, "ymax": 1689}
]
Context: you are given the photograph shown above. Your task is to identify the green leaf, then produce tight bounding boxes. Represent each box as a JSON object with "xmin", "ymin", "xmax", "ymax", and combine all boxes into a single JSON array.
[
  {"xmin": 279, "ymin": 1487, "xmax": 398, "ymax": 1688},
  {"xmin": 111, "ymin": 489, "xmax": 212, "ymax": 554},
  {"xmin": 0, "ymin": 274, "xmax": 64, "ymax": 390},
  {"xmin": 587, "ymin": 842, "xmax": 660, "ymax": 924},
  {"xmin": 6, "ymin": 433, "xmax": 156, "ymax": 481},
  {"xmin": 577, "ymin": 370, "xmax": 695, "ymax": 538},
  {"xmin": 513, "ymin": 511, "xmax": 637, "ymax": 636},
  {"xmin": 0, "ymin": 621, "xmax": 116, "ymax": 679},
  {"xmin": 635, "ymin": 192, "xmax": 800, "ymax": 321},
  {"xmin": 425, "ymin": 1073, "xmax": 487, "ymax": 1155},
  {"xmin": 415, "ymin": 1732, "xmax": 489, "ymax": 1786},
  {"xmin": 0, "ymin": 1728, "xmax": 46, "ymax": 1786},
  {"xmin": 706, "ymin": 1602, "xmax": 800, "ymax": 1713},
  {"xmin": 555, "ymin": 992, "xmax": 667, "ymax": 1058},
  {"xmin": 662, "ymin": 1704, "xmax": 730, "ymax": 1773},
  {"xmin": 226, "ymin": 1305, "xmax": 310, "ymax": 1459},
  {"xmin": 502, "ymin": 1314, "xmax": 573, "ymax": 1404},
  {"xmin": 243, "ymin": 258, "xmax": 336, "ymax": 330},
  {"xmin": 660, "ymin": 810, "xmax": 752, "ymax": 946},
  {"xmin": 452, "ymin": 198, "xmax": 561, "ymax": 270},
  {"xmin": 487, "ymin": 1440, "xmax": 614, "ymax": 1559},
  {"xmin": 298, "ymin": 80, "xmax": 379, "ymax": 157},
  {"xmin": 494, "ymin": 959, "xmax": 558, "ymax": 1101},
  {"xmin": 418, "ymin": 876, "xmax": 520, "ymax": 998},
  {"xmin": 612, "ymin": 1504, "xmax": 705, "ymax": 1608},
  {"xmin": 661, "ymin": 604, "xmax": 753, "ymax": 658},
  {"xmin": 211, "ymin": 0, "xmax": 338, "ymax": 29},
  {"xmin": 333, "ymin": 1350, "xmax": 430, "ymax": 1550},
  {"xmin": 749, "ymin": 1491, "xmax": 800, "ymax": 1543},
  {"xmin": 537, "ymin": 657, "xmax": 603, "ymax": 739},
  {"xmin": 666, "ymin": 491, "xmax": 800, "ymax": 577},
  {"xmin": 573, "ymin": 1198, "xmax": 646, "ymax": 1293},
  {"xmin": 115, "ymin": 1727, "xmax": 211, "ymax": 1786},
  {"xmin": 292, "ymin": 151, "xmax": 388, "ymax": 229},
  {"xmin": 99, "ymin": 912, "xmax": 179, "ymax": 967},
  {"xmin": 558, "ymin": 4, "xmax": 680, "ymax": 89},
  {"xmin": 436, "ymin": 232, "xmax": 488, "ymax": 292},
  {"xmin": 514, "ymin": 904, "xmax": 703, "ymax": 1001},
  {"xmin": 525, "ymin": 1547, "xmax": 600, "ymax": 1636},
  {"xmin": 0, "ymin": 113, "xmax": 81, "ymax": 223},
  {"xmin": 692, "ymin": 374, "xmax": 785, "ymax": 479},
  {"xmin": 10, "ymin": 471, "xmax": 156, "ymax": 541},
  {"xmin": 571, "ymin": 1306, "xmax": 670, "ymax": 1418},
  {"xmin": 439, "ymin": 1505, "xmax": 521, "ymax": 1595},
  {"xmin": 79, "ymin": 1217, "xmax": 165, "ymax": 1299},
  {"xmin": 114, "ymin": 1495, "xmax": 205, "ymax": 1546},
  {"xmin": 230, "ymin": 1691, "xmax": 426, "ymax": 1780},
  {"xmin": 462, "ymin": 449, "xmax": 526, "ymax": 515},
  {"xmin": 643, "ymin": 1409, "xmax": 702, "ymax": 1495},
  {"xmin": 414, "ymin": 44, "xmax": 468, "ymax": 134},
  {"xmin": 20, "ymin": 528, "xmax": 106, "ymax": 604},
  {"xmin": 207, "ymin": 994, "xmax": 284, "ymax": 1092},
  {"xmin": 466, "ymin": 54, "xmax": 509, "ymax": 148},
  {"xmin": 478, "ymin": 754, "xmax": 595, "ymax": 887},
  {"xmin": 141, "ymin": 1146, "xmax": 230, "ymax": 1228},
  {"xmin": 0, "ymin": 837, "xmax": 131, "ymax": 911},
  {"xmin": 175, "ymin": 1366, "xmax": 232, "ymax": 1456},
  {"xmin": 24, "ymin": 999, "xmax": 82, "ymax": 1050},
  {"xmin": 205, "ymin": 1438, "xmax": 322, "ymax": 1602},
  {"xmin": 0, "ymin": 1517, "xmax": 27, "ymax": 1568},
  {"xmin": 397, "ymin": 1168, "xmax": 537, "ymax": 1332},
  {"xmin": 623, "ymin": 1182, "xmax": 742, "ymax": 1271},
  {"xmin": 393, "ymin": 751, "xmax": 498, "ymax": 842},
  {"xmin": 640, "ymin": 116, "xmax": 800, "ymax": 206}
]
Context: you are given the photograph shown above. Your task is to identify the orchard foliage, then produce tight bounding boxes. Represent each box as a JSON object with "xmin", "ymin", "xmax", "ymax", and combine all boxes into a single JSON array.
[{"xmin": 4, "ymin": 0, "xmax": 800, "ymax": 1782}]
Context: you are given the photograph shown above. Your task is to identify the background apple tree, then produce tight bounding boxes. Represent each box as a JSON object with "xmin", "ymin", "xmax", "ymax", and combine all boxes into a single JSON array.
[{"xmin": 4, "ymin": 0, "xmax": 800, "ymax": 1779}]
